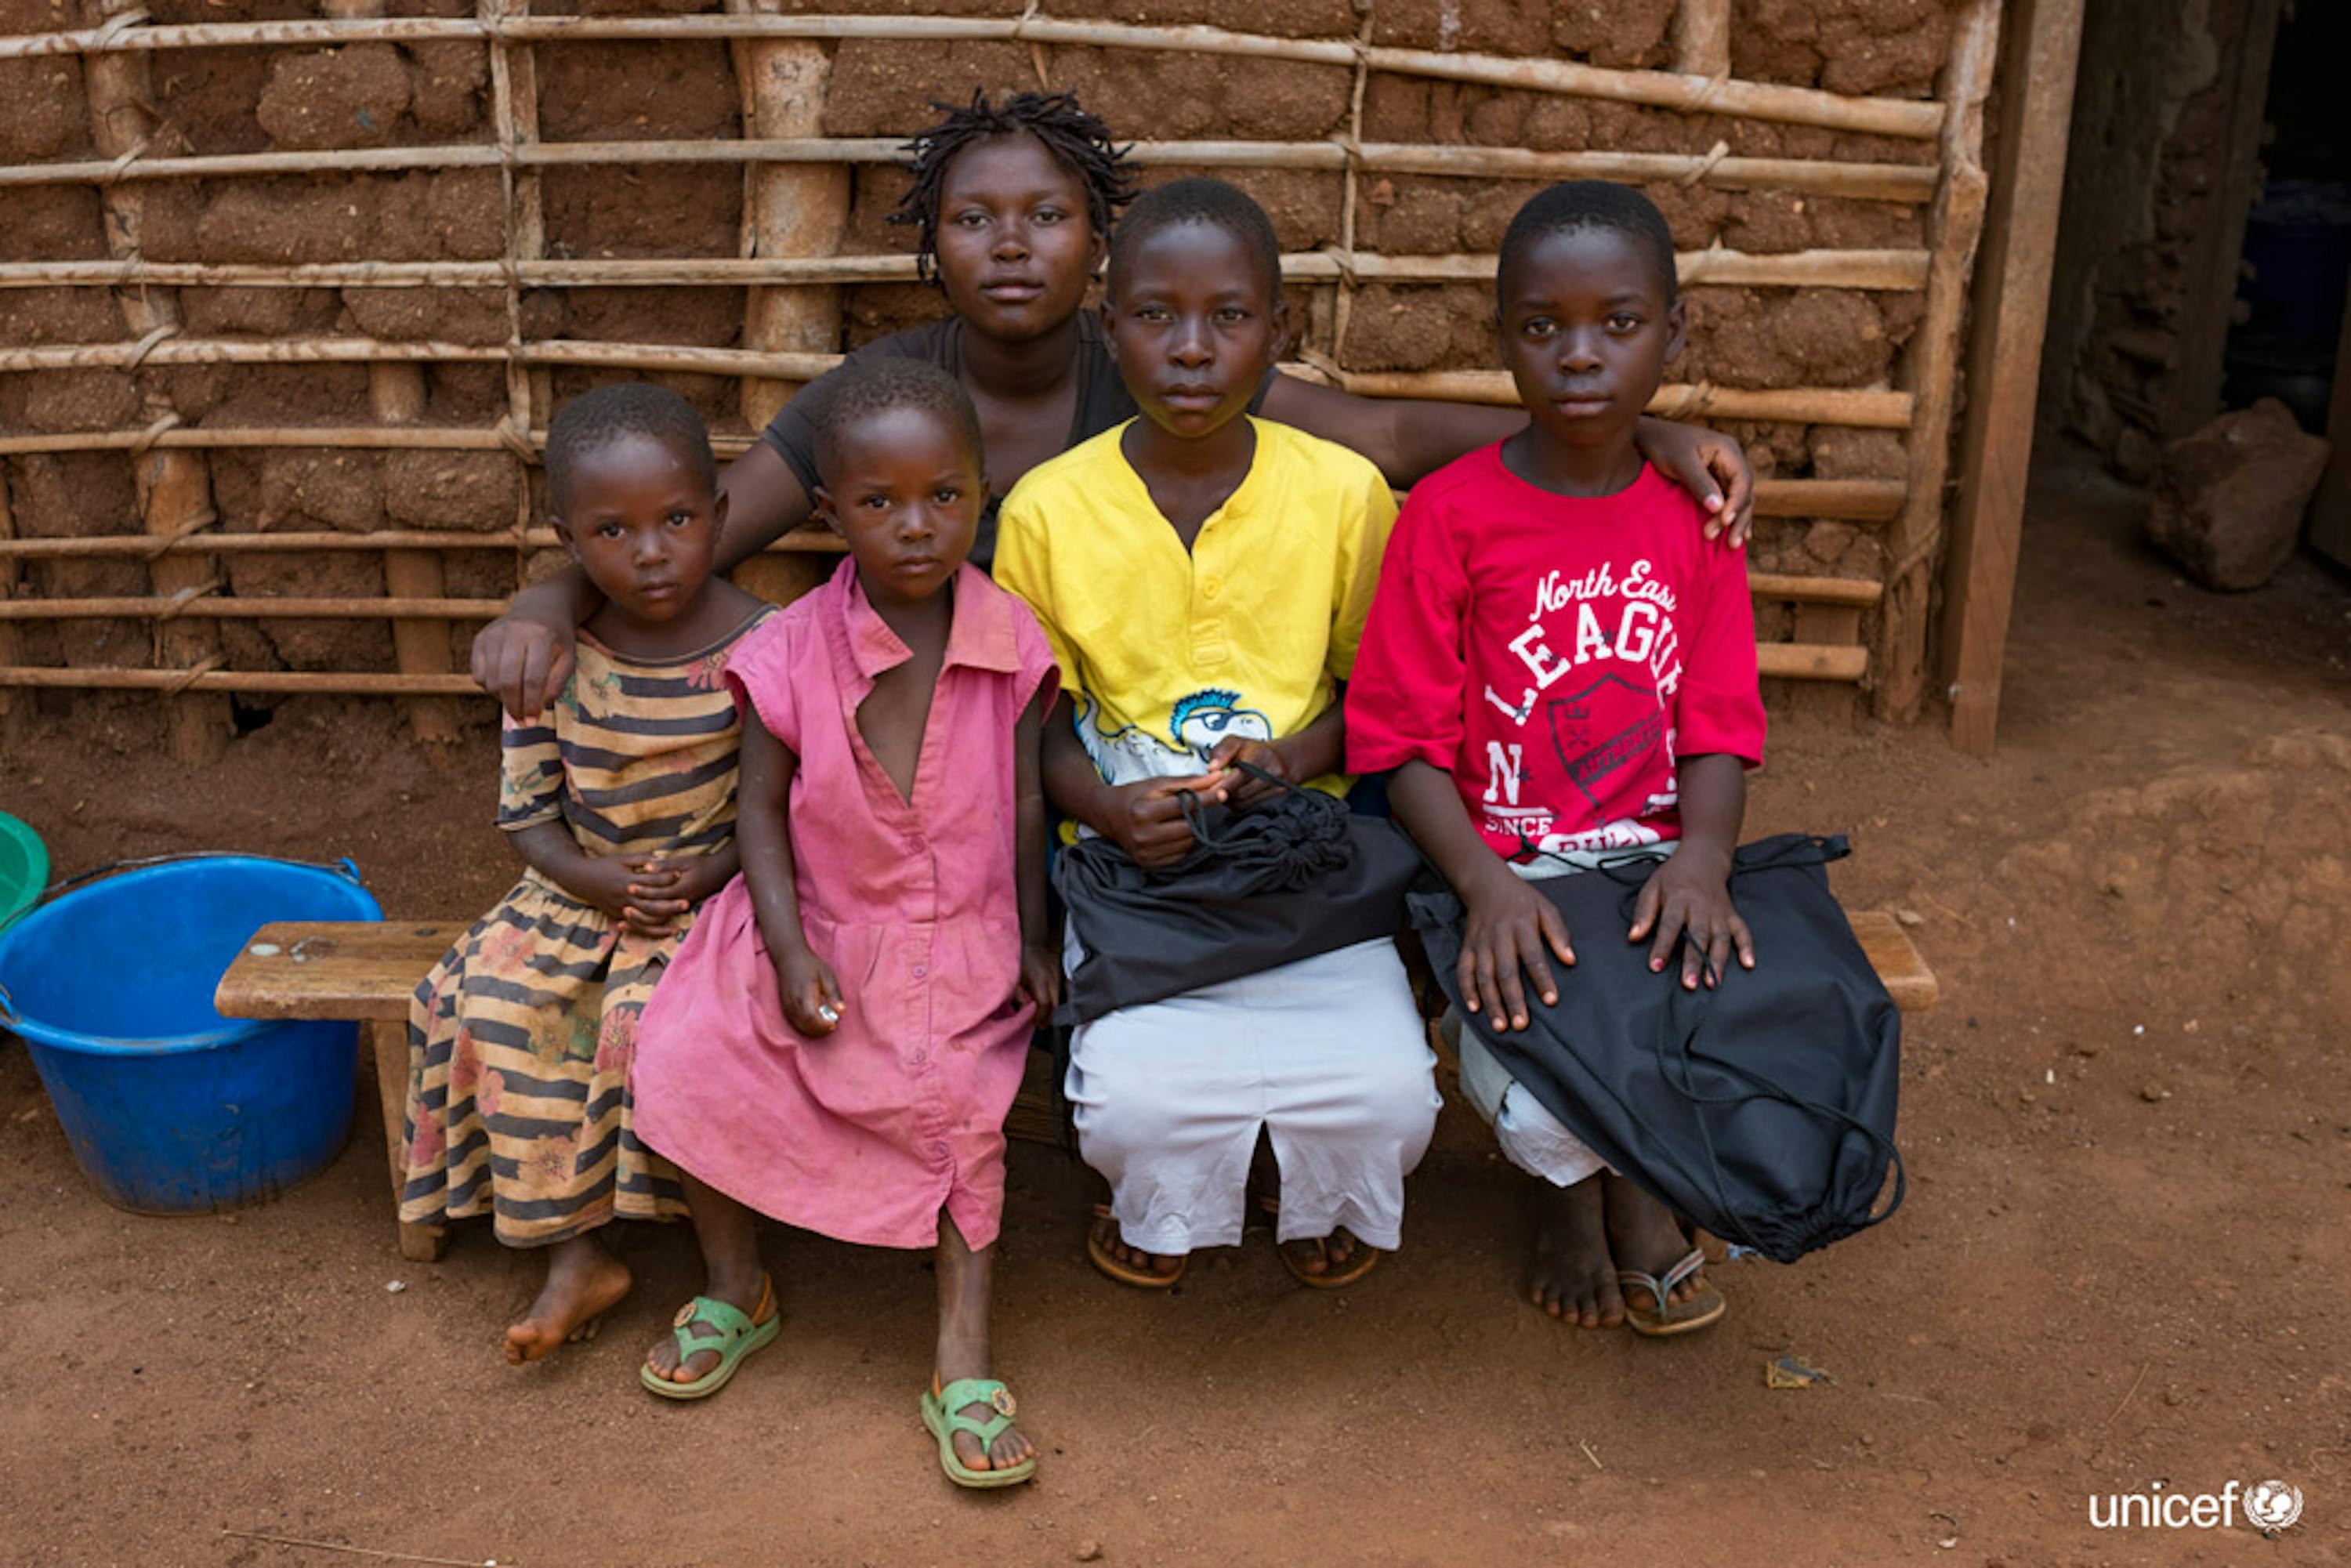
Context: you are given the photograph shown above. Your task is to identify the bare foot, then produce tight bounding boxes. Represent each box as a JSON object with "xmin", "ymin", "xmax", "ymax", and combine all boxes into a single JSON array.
[
  {"xmin": 505, "ymin": 1235, "xmax": 632, "ymax": 1364},
  {"xmin": 1601, "ymin": 1171, "xmax": 1704, "ymax": 1313},
  {"xmin": 1527, "ymin": 1175, "xmax": 1624, "ymax": 1327},
  {"xmin": 937, "ymin": 1213, "xmax": 1035, "ymax": 1477}
]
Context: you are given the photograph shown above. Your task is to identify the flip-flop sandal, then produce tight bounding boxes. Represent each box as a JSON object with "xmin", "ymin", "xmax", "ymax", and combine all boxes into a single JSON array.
[
  {"xmin": 639, "ymin": 1275, "xmax": 781, "ymax": 1400},
  {"xmin": 1257, "ymin": 1196, "xmax": 1382, "ymax": 1290},
  {"xmin": 1085, "ymin": 1203, "xmax": 1186, "ymax": 1289},
  {"xmin": 922, "ymin": 1376, "xmax": 1038, "ymax": 1490},
  {"xmin": 1617, "ymin": 1248, "xmax": 1726, "ymax": 1337}
]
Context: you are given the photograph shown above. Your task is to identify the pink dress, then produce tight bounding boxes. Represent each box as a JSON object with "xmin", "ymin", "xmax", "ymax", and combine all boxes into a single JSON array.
[{"xmin": 632, "ymin": 558, "xmax": 1059, "ymax": 1251}]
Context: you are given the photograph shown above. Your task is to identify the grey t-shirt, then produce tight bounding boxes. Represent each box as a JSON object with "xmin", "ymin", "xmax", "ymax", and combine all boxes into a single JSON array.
[{"xmin": 761, "ymin": 312, "xmax": 1274, "ymax": 572}]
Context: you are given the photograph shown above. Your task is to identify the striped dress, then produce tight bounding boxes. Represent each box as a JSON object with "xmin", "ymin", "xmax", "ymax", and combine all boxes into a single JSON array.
[{"xmin": 399, "ymin": 607, "xmax": 771, "ymax": 1247}]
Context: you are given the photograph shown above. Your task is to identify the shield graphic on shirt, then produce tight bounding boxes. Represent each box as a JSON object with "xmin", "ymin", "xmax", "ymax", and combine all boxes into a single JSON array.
[{"xmin": 1545, "ymin": 672, "xmax": 1666, "ymax": 812}]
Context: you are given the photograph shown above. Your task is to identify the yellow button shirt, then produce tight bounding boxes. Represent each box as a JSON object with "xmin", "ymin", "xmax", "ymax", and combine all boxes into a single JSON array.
[{"xmin": 994, "ymin": 416, "xmax": 1398, "ymax": 813}]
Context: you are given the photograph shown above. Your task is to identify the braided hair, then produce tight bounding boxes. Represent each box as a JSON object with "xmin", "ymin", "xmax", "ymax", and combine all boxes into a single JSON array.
[{"xmin": 889, "ymin": 89, "xmax": 1136, "ymax": 285}]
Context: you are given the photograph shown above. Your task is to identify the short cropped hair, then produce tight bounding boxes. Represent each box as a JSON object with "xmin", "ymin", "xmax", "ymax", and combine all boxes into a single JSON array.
[
  {"xmin": 544, "ymin": 382, "xmax": 717, "ymax": 513},
  {"xmin": 1106, "ymin": 176, "xmax": 1281, "ymax": 300},
  {"xmin": 890, "ymin": 89, "xmax": 1136, "ymax": 287},
  {"xmin": 808, "ymin": 358, "xmax": 985, "ymax": 488},
  {"xmin": 1498, "ymin": 181, "xmax": 1679, "ymax": 306}
]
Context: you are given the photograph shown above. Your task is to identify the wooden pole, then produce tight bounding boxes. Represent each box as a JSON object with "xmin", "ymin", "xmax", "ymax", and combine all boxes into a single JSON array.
[
  {"xmin": 1873, "ymin": 0, "xmax": 1997, "ymax": 722},
  {"xmin": 2309, "ymin": 270, "xmax": 2351, "ymax": 570},
  {"xmin": 1327, "ymin": 3, "xmax": 1375, "ymax": 370},
  {"xmin": 84, "ymin": 0, "xmax": 230, "ymax": 763},
  {"xmin": 727, "ymin": 0, "xmax": 848, "ymax": 610},
  {"xmin": 376, "ymin": 369, "xmax": 467, "ymax": 755},
  {"xmin": 324, "ymin": 0, "xmax": 466, "ymax": 759},
  {"xmin": 480, "ymin": 0, "xmax": 551, "ymax": 636},
  {"xmin": 0, "ymin": 469, "xmax": 22, "ymax": 746},
  {"xmin": 1672, "ymin": 0, "xmax": 1732, "ymax": 78},
  {"xmin": 1940, "ymin": 0, "xmax": 2087, "ymax": 754}
]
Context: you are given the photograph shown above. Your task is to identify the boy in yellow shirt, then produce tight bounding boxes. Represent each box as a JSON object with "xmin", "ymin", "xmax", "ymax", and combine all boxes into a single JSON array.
[{"xmin": 995, "ymin": 179, "xmax": 1440, "ymax": 1290}]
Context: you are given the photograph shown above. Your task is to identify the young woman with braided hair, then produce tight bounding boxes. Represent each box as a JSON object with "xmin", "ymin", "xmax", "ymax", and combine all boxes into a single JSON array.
[{"xmin": 471, "ymin": 89, "xmax": 1759, "ymax": 718}]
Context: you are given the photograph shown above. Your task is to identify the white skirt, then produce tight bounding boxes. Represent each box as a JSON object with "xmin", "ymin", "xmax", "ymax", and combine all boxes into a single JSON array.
[{"xmin": 1063, "ymin": 936, "xmax": 1440, "ymax": 1255}]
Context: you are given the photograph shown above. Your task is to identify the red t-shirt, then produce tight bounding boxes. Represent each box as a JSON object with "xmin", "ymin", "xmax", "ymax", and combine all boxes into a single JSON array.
[{"xmin": 1346, "ymin": 444, "xmax": 1766, "ymax": 860}]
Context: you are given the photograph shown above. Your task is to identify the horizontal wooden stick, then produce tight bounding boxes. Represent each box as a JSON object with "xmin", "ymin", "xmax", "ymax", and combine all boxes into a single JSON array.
[
  {"xmin": 1751, "ymin": 478, "xmax": 1905, "ymax": 521},
  {"xmin": 0, "ymin": 596, "xmax": 505, "ymax": 620},
  {"xmin": 0, "ymin": 247, "xmax": 1928, "ymax": 293},
  {"xmin": 0, "ymin": 639, "xmax": 1867, "ymax": 694},
  {"xmin": 0, "ymin": 15, "xmax": 1945, "ymax": 139},
  {"xmin": 0, "ymin": 395, "xmax": 1914, "ymax": 466},
  {"xmin": 0, "ymin": 664, "xmax": 485, "ymax": 695},
  {"xmin": 0, "ymin": 571, "xmax": 1879, "ymax": 618},
  {"xmin": 0, "ymin": 425, "xmax": 767, "ymax": 458},
  {"xmin": 0, "ymin": 527, "xmax": 845, "ymax": 558},
  {"xmin": 0, "ymin": 337, "xmax": 837, "ymax": 378},
  {"xmin": 0, "ymin": 134, "xmax": 1937, "ymax": 204},
  {"xmin": 1302, "ymin": 367, "xmax": 1917, "ymax": 429},
  {"xmin": 5, "ymin": 337, "xmax": 1922, "ymax": 433},
  {"xmin": 1756, "ymin": 643, "xmax": 1869, "ymax": 680},
  {"xmin": 1745, "ymin": 571, "xmax": 1885, "ymax": 606}
]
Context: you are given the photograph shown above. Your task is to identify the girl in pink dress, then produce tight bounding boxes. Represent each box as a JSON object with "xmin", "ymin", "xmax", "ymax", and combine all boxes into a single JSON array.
[{"xmin": 630, "ymin": 360, "xmax": 1060, "ymax": 1489}]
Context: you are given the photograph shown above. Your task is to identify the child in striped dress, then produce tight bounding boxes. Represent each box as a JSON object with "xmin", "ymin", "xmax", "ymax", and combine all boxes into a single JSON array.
[{"xmin": 401, "ymin": 384, "xmax": 773, "ymax": 1364}]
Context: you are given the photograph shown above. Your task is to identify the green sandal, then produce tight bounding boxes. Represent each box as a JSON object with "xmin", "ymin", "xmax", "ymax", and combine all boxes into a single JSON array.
[
  {"xmin": 921, "ymin": 1377, "xmax": 1038, "ymax": 1489},
  {"xmin": 639, "ymin": 1276, "xmax": 780, "ymax": 1400}
]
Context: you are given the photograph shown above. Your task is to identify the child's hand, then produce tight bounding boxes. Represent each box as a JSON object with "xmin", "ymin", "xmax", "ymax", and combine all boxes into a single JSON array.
[
  {"xmin": 1458, "ymin": 863, "xmax": 1576, "ymax": 1032},
  {"xmin": 773, "ymin": 943, "xmax": 845, "ymax": 1037},
  {"xmin": 566, "ymin": 855, "xmax": 651, "ymax": 926},
  {"xmin": 1016, "ymin": 941, "xmax": 1061, "ymax": 1016},
  {"xmin": 1630, "ymin": 849, "xmax": 1755, "ymax": 990},
  {"xmin": 616, "ymin": 855, "xmax": 693, "ymax": 937},
  {"xmin": 1102, "ymin": 773, "xmax": 1230, "ymax": 870},
  {"xmin": 1201, "ymin": 736, "xmax": 1290, "ymax": 810}
]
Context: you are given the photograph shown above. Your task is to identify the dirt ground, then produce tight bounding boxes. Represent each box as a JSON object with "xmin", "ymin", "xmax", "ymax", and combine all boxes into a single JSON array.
[{"xmin": 1, "ymin": 451, "xmax": 2346, "ymax": 1567}]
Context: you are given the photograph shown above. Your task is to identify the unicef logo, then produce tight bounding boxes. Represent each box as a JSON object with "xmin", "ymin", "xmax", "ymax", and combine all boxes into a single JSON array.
[{"xmin": 2244, "ymin": 1479, "xmax": 2304, "ymax": 1532}]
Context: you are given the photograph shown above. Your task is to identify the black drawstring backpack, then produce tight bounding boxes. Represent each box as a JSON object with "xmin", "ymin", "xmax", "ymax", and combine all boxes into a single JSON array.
[
  {"xmin": 1052, "ymin": 762, "xmax": 1430, "ymax": 1027},
  {"xmin": 1411, "ymin": 833, "xmax": 1904, "ymax": 1263}
]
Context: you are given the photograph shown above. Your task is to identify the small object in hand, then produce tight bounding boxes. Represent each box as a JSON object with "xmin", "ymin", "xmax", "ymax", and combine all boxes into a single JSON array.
[{"xmin": 817, "ymin": 1003, "xmax": 839, "ymax": 1026}]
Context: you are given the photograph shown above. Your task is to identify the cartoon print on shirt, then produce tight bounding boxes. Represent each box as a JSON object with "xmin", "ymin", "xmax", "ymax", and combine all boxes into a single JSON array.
[
  {"xmin": 1075, "ymin": 688, "xmax": 1271, "ymax": 784},
  {"xmin": 1170, "ymin": 689, "xmax": 1271, "ymax": 759}
]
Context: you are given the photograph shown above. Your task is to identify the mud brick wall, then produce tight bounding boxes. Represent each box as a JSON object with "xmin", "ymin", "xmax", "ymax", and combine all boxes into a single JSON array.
[{"xmin": 0, "ymin": 0, "xmax": 1986, "ymax": 745}]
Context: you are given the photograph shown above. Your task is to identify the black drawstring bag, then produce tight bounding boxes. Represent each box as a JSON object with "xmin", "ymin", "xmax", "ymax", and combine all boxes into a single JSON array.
[
  {"xmin": 1411, "ymin": 833, "xmax": 1904, "ymax": 1263},
  {"xmin": 1052, "ymin": 763, "xmax": 1431, "ymax": 1026}
]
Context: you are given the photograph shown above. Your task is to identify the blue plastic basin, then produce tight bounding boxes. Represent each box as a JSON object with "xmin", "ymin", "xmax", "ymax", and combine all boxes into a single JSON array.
[{"xmin": 0, "ymin": 856, "xmax": 382, "ymax": 1214}]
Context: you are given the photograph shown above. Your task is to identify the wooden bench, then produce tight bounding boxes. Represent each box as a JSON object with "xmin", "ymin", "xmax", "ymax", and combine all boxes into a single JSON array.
[{"xmin": 216, "ymin": 914, "xmax": 1936, "ymax": 1262}]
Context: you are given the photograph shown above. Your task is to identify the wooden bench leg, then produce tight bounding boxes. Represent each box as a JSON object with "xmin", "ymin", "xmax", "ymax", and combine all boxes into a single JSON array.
[{"xmin": 370, "ymin": 1019, "xmax": 447, "ymax": 1263}]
